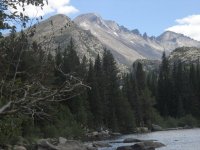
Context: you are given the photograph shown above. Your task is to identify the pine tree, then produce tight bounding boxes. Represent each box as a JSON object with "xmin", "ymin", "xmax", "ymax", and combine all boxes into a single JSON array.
[
  {"xmin": 102, "ymin": 50, "xmax": 119, "ymax": 130},
  {"xmin": 62, "ymin": 38, "xmax": 80, "ymax": 74},
  {"xmin": 157, "ymin": 52, "xmax": 172, "ymax": 117},
  {"xmin": 134, "ymin": 62, "xmax": 155, "ymax": 127},
  {"xmin": 86, "ymin": 60, "xmax": 103, "ymax": 127}
]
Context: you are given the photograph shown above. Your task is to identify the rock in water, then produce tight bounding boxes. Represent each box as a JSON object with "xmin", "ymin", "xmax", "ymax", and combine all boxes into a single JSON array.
[
  {"xmin": 142, "ymin": 141, "xmax": 165, "ymax": 148},
  {"xmin": 117, "ymin": 141, "xmax": 165, "ymax": 150},
  {"xmin": 123, "ymin": 138, "xmax": 142, "ymax": 143},
  {"xmin": 92, "ymin": 142, "xmax": 111, "ymax": 148}
]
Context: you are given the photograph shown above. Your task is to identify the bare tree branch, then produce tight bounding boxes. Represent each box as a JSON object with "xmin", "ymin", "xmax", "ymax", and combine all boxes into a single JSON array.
[{"xmin": 0, "ymin": 66, "xmax": 90, "ymax": 118}]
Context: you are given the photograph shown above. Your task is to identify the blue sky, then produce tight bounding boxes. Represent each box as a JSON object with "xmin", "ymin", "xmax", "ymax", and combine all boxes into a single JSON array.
[
  {"xmin": 4, "ymin": 0, "xmax": 200, "ymax": 40},
  {"xmin": 68, "ymin": 0, "xmax": 200, "ymax": 37},
  {"xmin": 70, "ymin": 0, "xmax": 200, "ymax": 35}
]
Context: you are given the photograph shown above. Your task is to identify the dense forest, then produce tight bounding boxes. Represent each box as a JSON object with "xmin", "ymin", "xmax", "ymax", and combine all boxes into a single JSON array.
[{"xmin": 0, "ymin": 28, "xmax": 200, "ymax": 144}]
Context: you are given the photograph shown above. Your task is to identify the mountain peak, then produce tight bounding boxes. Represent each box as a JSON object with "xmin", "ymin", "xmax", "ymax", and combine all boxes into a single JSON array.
[
  {"xmin": 74, "ymin": 13, "xmax": 102, "ymax": 23},
  {"xmin": 36, "ymin": 14, "xmax": 72, "ymax": 31},
  {"xmin": 157, "ymin": 31, "xmax": 180, "ymax": 41},
  {"xmin": 47, "ymin": 14, "xmax": 71, "ymax": 23},
  {"xmin": 157, "ymin": 31, "xmax": 197, "ymax": 42}
]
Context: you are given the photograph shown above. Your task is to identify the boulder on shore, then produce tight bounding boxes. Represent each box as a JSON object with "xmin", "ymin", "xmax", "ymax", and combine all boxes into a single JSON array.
[
  {"xmin": 85, "ymin": 130, "xmax": 120, "ymax": 140},
  {"xmin": 36, "ymin": 138, "xmax": 91, "ymax": 150},
  {"xmin": 37, "ymin": 139, "xmax": 58, "ymax": 150},
  {"xmin": 59, "ymin": 137, "xmax": 67, "ymax": 145},
  {"xmin": 13, "ymin": 145, "xmax": 27, "ymax": 150},
  {"xmin": 57, "ymin": 140, "xmax": 87, "ymax": 150},
  {"xmin": 151, "ymin": 124, "xmax": 163, "ymax": 131},
  {"xmin": 135, "ymin": 127, "xmax": 149, "ymax": 133}
]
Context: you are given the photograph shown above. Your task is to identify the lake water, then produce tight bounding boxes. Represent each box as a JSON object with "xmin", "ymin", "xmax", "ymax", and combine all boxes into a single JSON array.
[{"xmin": 99, "ymin": 128, "xmax": 200, "ymax": 150}]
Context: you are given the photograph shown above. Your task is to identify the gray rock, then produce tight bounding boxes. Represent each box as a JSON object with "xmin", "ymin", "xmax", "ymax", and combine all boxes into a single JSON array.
[
  {"xmin": 132, "ymin": 143, "xmax": 155, "ymax": 150},
  {"xmin": 151, "ymin": 124, "xmax": 163, "ymax": 131},
  {"xmin": 123, "ymin": 138, "xmax": 142, "ymax": 143},
  {"xmin": 83, "ymin": 143, "xmax": 97, "ymax": 150},
  {"xmin": 37, "ymin": 139, "xmax": 89, "ymax": 150},
  {"xmin": 116, "ymin": 146, "xmax": 134, "ymax": 150},
  {"xmin": 134, "ymin": 141, "xmax": 165, "ymax": 149},
  {"xmin": 86, "ymin": 146, "xmax": 97, "ymax": 150},
  {"xmin": 135, "ymin": 127, "xmax": 149, "ymax": 133},
  {"xmin": 92, "ymin": 142, "xmax": 111, "ymax": 148},
  {"xmin": 110, "ymin": 132, "xmax": 121, "ymax": 136},
  {"xmin": 91, "ymin": 131, "xmax": 99, "ymax": 137},
  {"xmin": 13, "ymin": 145, "xmax": 27, "ymax": 150},
  {"xmin": 86, "ymin": 130, "xmax": 111, "ymax": 140},
  {"xmin": 59, "ymin": 137, "xmax": 67, "ymax": 145},
  {"xmin": 117, "ymin": 141, "xmax": 165, "ymax": 150},
  {"xmin": 57, "ymin": 140, "xmax": 87, "ymax": 150},
  {"xmin": 37, "ymin": 139, "xmax": 58, "ymax": 150}
]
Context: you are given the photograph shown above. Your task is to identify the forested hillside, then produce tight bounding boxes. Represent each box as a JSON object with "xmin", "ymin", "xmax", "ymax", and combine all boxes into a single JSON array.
[{"xmin": 1, "ymin": 28, "xmax": 200, "ymax": 144}]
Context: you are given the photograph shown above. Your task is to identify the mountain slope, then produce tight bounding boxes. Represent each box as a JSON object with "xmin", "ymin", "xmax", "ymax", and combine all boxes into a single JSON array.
[
  {"xmin": 157, "ymin": 31, "xmax": 200, "ymax": 52},
  {"xmin": 31, "ymin": 14, "xmax": 105, "ymax": 62},
  {"xmin": 74, "ymin": 13, "xmax": 200, "ymax": 64},
  {"xmin": 74, "ymin": 13, "xmax": 163, "ymax": 64}
]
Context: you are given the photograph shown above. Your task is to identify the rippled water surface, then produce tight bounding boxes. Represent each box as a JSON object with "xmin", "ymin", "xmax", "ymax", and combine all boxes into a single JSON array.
[{"xmin": 99, "ymin": 128, "xmax": 200, "ymax": 150}]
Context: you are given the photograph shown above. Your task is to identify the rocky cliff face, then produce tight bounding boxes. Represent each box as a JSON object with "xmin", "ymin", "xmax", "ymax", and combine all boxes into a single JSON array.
[
  {"xmin": 169, "ymin": 47, "xmax": 200, "ymax": 64},
  {"xmin": 74, "ymin": 13, "xmax": 163, "ymax": 65}
]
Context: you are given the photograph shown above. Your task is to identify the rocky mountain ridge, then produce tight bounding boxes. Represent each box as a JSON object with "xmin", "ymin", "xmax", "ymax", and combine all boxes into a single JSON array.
[
  {"xmin": 30, "ymin": 13, "xmax": 200, "ymax": 70},
  {"xmin": 74, "ymin": 13, "xmax": 200, "ymax": 63}
]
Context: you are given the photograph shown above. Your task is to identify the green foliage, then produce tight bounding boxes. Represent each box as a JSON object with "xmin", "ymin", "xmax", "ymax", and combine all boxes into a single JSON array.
[
  {"xmin": 115, "ymin": 94, "xmax": 136, "ymax": 133},
  {"xmin": 0, "ymin": 116, "xmax": 22, "ymax": 144},
  {"xmin": 151, "ymin": 110, "xmax": 165, "ymax": 126},
  {"xmin": 163, "ymin": 117, "xmax": 178, "ymax": 128},
  {"xmin": 52, "ymin": 105, "xmax": 84, "ymax": 139},
  {"xmin": 178, "ymin": 115, "xmax": 198, "ymax": 127},
  {"xmin": 158, "ymin": 115, "xmax": 198, "ymax": 128}
]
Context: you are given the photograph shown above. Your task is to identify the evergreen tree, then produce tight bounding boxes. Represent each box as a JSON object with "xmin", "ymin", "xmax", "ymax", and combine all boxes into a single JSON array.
[
  {"xmin": 157, "ymin": 52, "xmax": 172, "ymax": 117},
  {"xmin": 134, "ymin": 62, "xmax": 155, "ymax": 127},
  {"xmin": 102, "ymin": 50, "xmax": 119, "ymax": 130},
  {"xmin": 62, "ymin": 38, "xmax": 80, "ymax": 74},
  {"xmin": 86, "ymin": 60, "xmax": 103, "ymax": 127}
]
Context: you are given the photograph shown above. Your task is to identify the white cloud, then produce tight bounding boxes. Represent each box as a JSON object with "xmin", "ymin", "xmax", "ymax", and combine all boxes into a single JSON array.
[
  {"xmin": 57, "ymin": 5, "xmax": 78, "ymax": 14},
  {"xmin": 11, "ymin": 0, "xmax": 78, "ymax": 18},
  {"xmin": 166, "ymin": 15, "xmax": 200, "ymax": 41}
]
